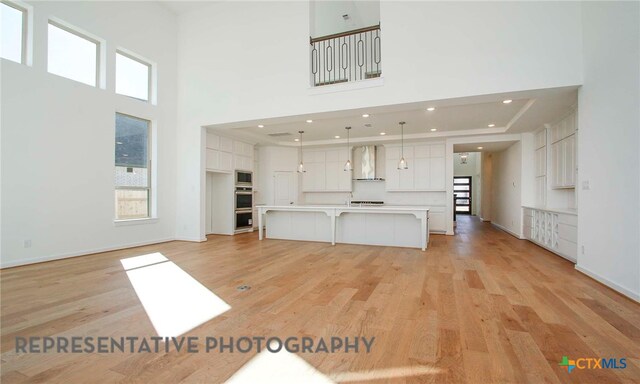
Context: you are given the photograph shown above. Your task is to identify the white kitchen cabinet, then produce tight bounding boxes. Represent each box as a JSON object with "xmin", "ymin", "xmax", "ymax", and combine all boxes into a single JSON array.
[
  {"xmin": 550, "ymin": 134, "xmax": 576, "ymax": 189},
  {"xmin": 302, "ymin": 149, "xmax": 351, "ymax": 192},
  {"xmin": 386, "ymin": 143, "xmax": 445, "ymax": 191},
  {"xmin": 220, "ymin": 137, "xmax": 233, "ymax": 152},
  {"xmin": 523, "ymin": 206, "xmax": 576, "ymax": 262},
  {"xmin": 234, "ymin": 154, "xmax": 253, "ymax": 171},
  {"xmin": 206, "ymin": 135, "xmax": 252, "ymax": 173},
  {"xmin": 535, "ymin": 147, "xmax": 546, "ymax": 177}
]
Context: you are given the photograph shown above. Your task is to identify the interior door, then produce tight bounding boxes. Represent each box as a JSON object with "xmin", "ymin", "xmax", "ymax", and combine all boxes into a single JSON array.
[{"xmin": 274, "ymin": 171, "xmax": 295, "ymax": 206}]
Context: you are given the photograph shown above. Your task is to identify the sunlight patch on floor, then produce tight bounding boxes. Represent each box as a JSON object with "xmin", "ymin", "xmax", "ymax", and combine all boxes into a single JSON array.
[
  {"xmin": 121, "ymin": 253, "xmax": 230, "ymax": 337},
  {"xmin": 226, "ymin": 346, "xmax": 334, "ymax": 384},
  {"xmin": 329, "ymin": 365, "xmax": 443, "ymax": 382}
]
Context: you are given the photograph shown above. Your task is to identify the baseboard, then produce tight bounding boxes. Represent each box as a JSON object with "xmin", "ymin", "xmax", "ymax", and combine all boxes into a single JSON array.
[
  {"xmin": 175, "ymin": 236, "xmax": 207, "ymax": 242},
  {"xmin": 575, "ymin": 264, "xmax": 640, "ymax": 303},
  {"xmin": 0, "ymin": 237, "xmax": 176, "ymax": 269},
  {"xmin": 491, "ymin": 222, "xmax": 524, "ymax": 239}
]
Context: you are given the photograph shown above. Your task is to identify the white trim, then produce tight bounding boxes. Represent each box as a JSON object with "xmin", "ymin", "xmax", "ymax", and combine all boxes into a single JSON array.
[
  {"xmin": 491, "ymin": 222, "xmax": 524, "ymax": 239},
  {"xmin": 0, "ymin": 237, "xmax": 175, "ymax": 269},
  {"xmin": 175, "ymin": 236, "xmax": 207, "ymax": 242},
  {"xmin": 113, "ymin": 218, "xmax": 158, "ymax": 227},
  {"xmin": 307, "ymin": 77, "xmax": 384, "ymax": 95},
  {"xmin": 575, "ymin": 264, "xmax": 640, "ymax": 303}
]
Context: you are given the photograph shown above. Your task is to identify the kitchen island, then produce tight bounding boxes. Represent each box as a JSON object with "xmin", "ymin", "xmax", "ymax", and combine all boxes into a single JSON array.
[{"xmin": 256, "ymin": 205, "xmax": 430, "ymax": 250}]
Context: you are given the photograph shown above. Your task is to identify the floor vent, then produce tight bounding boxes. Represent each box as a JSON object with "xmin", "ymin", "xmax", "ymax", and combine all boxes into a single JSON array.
[{"xmin": 236, "ymin": 285, "xmax": 251, "ymax": 291}]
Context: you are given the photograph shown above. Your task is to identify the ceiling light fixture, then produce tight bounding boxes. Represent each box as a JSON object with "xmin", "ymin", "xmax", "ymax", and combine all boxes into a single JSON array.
[
  {"xmin": 488, "ymin": 123, "xmax": 495, "ymax": 127},
  {"xmin": 398, "ymin": 121, "xmax": 408, "ymax": 170},
  {"xmin": 297, "ymin": 131, "xmax": 305, "ymax": 173},
  {"xmin": 380, "ymin": 132, "xmax": 386, "ymax": 135},
  {"xmin": 344, "ymin": 127, "xmax": 352, "ymax": 171},
  {"xmin": 306, "ymin": 119, "xmax": 313, "ymax": 123},
  {"xmin": 460, "ymin": 153, "xmax": 468, "ymax": 164},
  {"xmin": 427, "ymin": 107, "xmax": 436, "ymax": 111},
  {"xmin": 116, "ymin": 141, "xmax": 123, "ymax": 145},
  {"xmin": 430, "ymin": 128, "xmax": 437, "ymax": 132},
  {"xmin": 258, "ymin": 124, "xmax": 264, "ymax": 128},
  {"xmin": 502, "ymin": 99, "xmax": 512, "ymax": 104},
  {"xmin": 294, "ymin": 138, "xmax": 299, "ymax": 142},
  {"xmin": 334, "ymin": 135, "xmax": 340, "ymax": 139},
  {"xmin": 477, "ymin": 146, "xmax": 484, "ymax": 150},
  {"xmin": 362, "ymin": 114, "xmax": 370, "ymax": 118}
]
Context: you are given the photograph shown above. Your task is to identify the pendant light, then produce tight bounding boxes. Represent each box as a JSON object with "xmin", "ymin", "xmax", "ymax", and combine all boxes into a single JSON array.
[
  {"xmin": 344, "ymin": 126, "xmax": 352, "ymax": 171},
  {"xmin": 297, "ymin": 131, "xmax": 305, "ymax": 173},
  {"xmin": 398, "ymin": 121, "xmax": 408, "ymax": 170}
]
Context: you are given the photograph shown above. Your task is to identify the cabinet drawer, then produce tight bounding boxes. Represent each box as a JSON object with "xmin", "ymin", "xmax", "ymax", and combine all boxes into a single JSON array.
[
  {"xmin": 558, "ymin": 238, "xmax": 577, "ymax": 261},
  {"xmin": 557, "ymin": 213, "xmax": 577, "ymax": 226},
  {"xmin": 558, "ymin": 223, "xmax": 577, "ymax": 242}
]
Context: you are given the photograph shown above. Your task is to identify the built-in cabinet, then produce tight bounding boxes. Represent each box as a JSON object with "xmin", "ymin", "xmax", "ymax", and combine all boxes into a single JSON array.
[
  {"xmin": 523, "ymin": 207, "xmax": 577, "ymax": 262},
  {"xmin": 534, "ymin": 129, "xmax": 547, "ymax": 206},
  {"xmin": 302, "ymin": 149, "xmax": 352, "ymax": 192},
  {"xmin": 206, "ymin": 133, "xmax": 254, "ymax": 173},
  {"xmin": 549, "ymin": 111, "xmax": 577, "ymax": 189},
  {"xmin": 385, "ymin": 143, "xmax": 445, "ymax": 191}
]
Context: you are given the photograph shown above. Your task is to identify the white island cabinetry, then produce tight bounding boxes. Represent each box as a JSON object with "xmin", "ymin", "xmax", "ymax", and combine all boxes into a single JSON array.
[{"xmin": 257, "ymin": 205, "xmax": 430, "ymax": 250}]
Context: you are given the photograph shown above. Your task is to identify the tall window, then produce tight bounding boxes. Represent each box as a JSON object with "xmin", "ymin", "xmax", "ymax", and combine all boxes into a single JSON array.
[
  {"xmin": 1, "ymin": 1, "xmax": 26, "ymax": 63},
  {"xmin": 48, "ymin": 21, "xmax": 98, "ymax": 86},
  {"xmin": 116, "ymin": 51, "xmax": 151, "ymax": 101},
  {"xmin": 115, "ymin": 113, "xmax": 151, "ymax": 220}
]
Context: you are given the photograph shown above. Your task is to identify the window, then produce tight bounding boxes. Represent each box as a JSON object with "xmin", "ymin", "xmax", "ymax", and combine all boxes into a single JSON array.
[
  {"xmin": 48, "ymin": 21, "xmax": 98, "ymax": 86},
  {"xmin": 1, "ymin": 1, "xmax": 26, "ymax": 63},
  {"xmin": 116, "ymin": 51, "xmax": 151, "ymax": 101},
  {"xmin": 115, "ymin": 113, "xmax": 151, "ymax": 220}
]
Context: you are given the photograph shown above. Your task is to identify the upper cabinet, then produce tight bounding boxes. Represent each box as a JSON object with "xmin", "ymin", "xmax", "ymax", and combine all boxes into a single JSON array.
[
  {"xmin": 385, "ymin": 143, "xmax": 445, "ymax": 191},
  {"xmin": 206, "ymin": 133, "xmax": 253, "ymax": 173},
  {"xmin": 549, "ymin": 110, "xmax": 577, "ymax": 189},
  {"xmin": 302, "ymin": 149, "xmax": 352, "ymax": 192}
]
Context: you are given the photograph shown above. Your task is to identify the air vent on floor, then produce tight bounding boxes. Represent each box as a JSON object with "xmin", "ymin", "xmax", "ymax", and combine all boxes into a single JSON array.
[{"xmin": 267, "ymin": 132, "xmax": 292, "ymax": 137}]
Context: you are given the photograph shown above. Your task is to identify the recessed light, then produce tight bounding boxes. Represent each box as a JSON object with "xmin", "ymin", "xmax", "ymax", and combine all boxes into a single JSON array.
[
  {"xmin": 258, "ymin": 124, "xmax": 264, "ymax": 128},
  {"xmin": 430, "ymin": 128, "xmax": 437, "ymax": 132},
  {"xmin": 334, "ymin": 135, "xmax": 340, "ymax": 139},
  {"xmin": 306, "ymin": 120, "xmax": 313, "ymax": 123},
  {"xmin": 122, "ymin": 154, "xmax": 128, "ymax": 157},
  {"xmin": 116, "ymin": 141, "xmax": 123, "ymax": 145},
  {"xmin": 380, "ymin": 132, "xmax": 386, "ymax": 135},
  {"xmin": 502, "ymin": 99, "xmax": 513, "ymax": 104},
  {"xmin": 427, "ymin": 107, "xmax": 436, "ymax": 111},
  {"xmin": 294, "ymin": 138, "xmax": 299, "ymax": 142},
  {"xmin": 488, "ymin": 123, "xmax": 495, "ymax": 127},
  {"xmin": 362, "ymin": 114, "xmax": 370, "ymax": 118},
  {"xmin": 477, "ymin": 146, "xmax": 484, "ymax": 150}
]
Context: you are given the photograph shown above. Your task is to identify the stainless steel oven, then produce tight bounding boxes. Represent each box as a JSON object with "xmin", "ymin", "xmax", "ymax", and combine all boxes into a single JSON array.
[
  {"xmin": 235, "ymin": 187, "xmax": 253, "ymax": 210},
  {"xmin": 235, "ymin": 210, "xmax": 253, "ymax": 231},
  {"xmin": 235, "ymin": 171, "xmax": 252, "ymax": 186}
]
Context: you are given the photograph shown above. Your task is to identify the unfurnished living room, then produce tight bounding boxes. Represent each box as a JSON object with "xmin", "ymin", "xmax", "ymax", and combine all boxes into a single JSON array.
[{"xmin": 1, "ymin": 1, "xmax": 639, "ymax": 383}]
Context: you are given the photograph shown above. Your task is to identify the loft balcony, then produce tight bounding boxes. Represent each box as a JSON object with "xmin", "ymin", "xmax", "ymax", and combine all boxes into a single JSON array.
[{"xmin": 310, "ymin": 24, "xmax": 381, "ymax": 87}]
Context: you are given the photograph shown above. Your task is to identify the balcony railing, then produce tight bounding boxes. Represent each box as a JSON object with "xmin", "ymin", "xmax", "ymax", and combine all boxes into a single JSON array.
[{"xmin": 310, "ymin": 24, "xmax": 381, "ymax": 87}]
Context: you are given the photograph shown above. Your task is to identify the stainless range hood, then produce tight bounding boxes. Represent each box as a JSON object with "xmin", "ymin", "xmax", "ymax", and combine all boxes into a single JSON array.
[{"xmin": 355, "ymin": 145, "xmax": 384, "ymax": 181}]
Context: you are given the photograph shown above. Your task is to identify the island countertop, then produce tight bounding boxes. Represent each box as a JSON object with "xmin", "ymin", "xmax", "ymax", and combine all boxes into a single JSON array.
[{"xmin": 256, "ymin": 205, "xmax": 430, "ymax": 250}]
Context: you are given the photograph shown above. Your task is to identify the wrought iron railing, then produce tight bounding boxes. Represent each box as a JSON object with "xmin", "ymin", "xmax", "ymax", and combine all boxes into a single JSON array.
[{"xmin": 310, "ymin": 24, "xmax": 381, "ymax": 87}]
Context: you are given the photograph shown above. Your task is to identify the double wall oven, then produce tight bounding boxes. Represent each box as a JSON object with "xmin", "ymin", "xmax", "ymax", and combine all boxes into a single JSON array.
[{"xmin": 235, "ymin": 171, "xmax": 253, "ymax": 232}]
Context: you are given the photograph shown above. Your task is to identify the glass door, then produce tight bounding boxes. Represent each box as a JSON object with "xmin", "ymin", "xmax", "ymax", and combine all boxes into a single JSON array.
[{"xmin": 454, "ymin": 176, "xmax": 472, "ymax": 215}]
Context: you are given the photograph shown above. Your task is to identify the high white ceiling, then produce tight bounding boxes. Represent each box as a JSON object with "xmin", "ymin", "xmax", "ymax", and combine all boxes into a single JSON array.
[{"xmin": 207, "ymin": 86, "xmax": 578, "ymax": 146}]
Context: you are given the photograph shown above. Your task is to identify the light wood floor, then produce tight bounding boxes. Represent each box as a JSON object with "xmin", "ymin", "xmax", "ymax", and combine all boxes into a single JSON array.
[{"xmin": 1, "ymin": 216, "xmax": 639, "ymax": 383}]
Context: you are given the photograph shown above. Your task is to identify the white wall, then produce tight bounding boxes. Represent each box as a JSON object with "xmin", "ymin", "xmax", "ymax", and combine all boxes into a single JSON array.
[
  {"xmin": 576, "ymin": 2, "xmax": 640, "ymax": 300},
  {"xmin": 490, "ymin": 142, "xmax": 522, "ymax": 237},
  {"xmin": 1, "ymin": 1, "xmax": 178, "ymax": 267},
  {"xmin": 479, "ymin": 152, "xmax": 493, "ymax": 221},
  {"xmin": 454, "ymin": 152, "xmax": 480, "ymax": 215},
  {"xmin": 310, "ymin": 0, "xmax": 380, "ymax": 37},
  {"xmin": 175, "ymin": 1, "xmax": 583, "ymax": 240}
]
